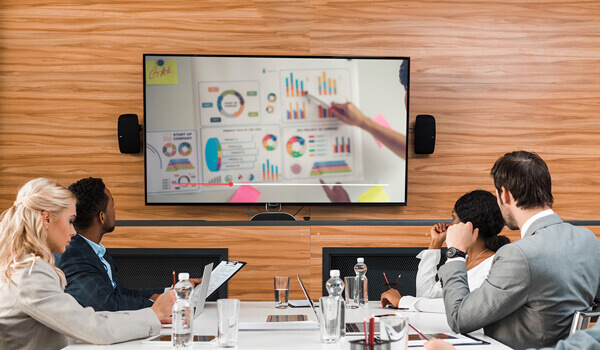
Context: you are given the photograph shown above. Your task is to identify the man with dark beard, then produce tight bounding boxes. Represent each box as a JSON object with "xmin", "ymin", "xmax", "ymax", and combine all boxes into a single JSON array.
[{"xmin": 56, "ymin": 178, "xmax": 199, "ymax": 311}]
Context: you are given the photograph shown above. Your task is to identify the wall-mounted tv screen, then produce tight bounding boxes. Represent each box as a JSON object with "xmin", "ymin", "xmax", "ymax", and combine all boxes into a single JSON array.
[{"xmin": 144, "ymin": 55, "xmax": 408, "ymax": 205}]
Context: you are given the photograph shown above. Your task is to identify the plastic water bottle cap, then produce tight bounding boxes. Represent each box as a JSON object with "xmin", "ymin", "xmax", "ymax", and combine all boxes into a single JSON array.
[
  {"xmin": 178, "ymin": 272, "xmax": 189, "ymax": 280},
  {"xmin": 330, "ymin": 269, "xmax": 340, "ymax": 277},
  {"xmin": 357, "ymin": 257, "xmax": 364, "ymax": 263}
]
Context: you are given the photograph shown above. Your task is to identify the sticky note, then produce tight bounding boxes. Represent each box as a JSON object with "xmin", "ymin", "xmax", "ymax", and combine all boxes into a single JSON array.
[
  {"xmin": 230, "ymin": 183, "xmax": 262, "ymax": 203},
  {"xmin": 372, "ymin": 113, "xmax": 393, "ymax": 148},
  {"xmin": 358, "ymin": 185, "xmax": 390, "ymax": 203},
  {"xmin": 146, "ymin": 60, "xmax": 178, "ymax": 85}
]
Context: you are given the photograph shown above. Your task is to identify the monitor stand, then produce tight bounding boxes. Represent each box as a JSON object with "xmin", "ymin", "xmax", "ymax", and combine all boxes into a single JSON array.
[{"xmin": 250, "ymin": 203, "xmax": 296, "ymax": 221}]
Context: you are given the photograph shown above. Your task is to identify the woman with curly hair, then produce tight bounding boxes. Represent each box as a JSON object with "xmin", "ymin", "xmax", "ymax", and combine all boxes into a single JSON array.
[{"xmin": 381, "ymin": 190, "xmax": 508, "ymax": 312}]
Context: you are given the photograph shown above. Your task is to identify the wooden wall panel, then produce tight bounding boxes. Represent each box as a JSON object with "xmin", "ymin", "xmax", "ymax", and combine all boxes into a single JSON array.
[
  {"xmin": 101, "ymin": 226, "xmax": 311, "ymax": 301},
  {"xmin": 1, "ymin": 0, "xmax": 600, "ymax": 221}
]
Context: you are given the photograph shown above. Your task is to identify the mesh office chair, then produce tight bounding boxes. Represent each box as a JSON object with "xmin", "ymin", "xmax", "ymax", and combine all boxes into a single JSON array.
[{"xmin": 570, "ymin": 306, "xmax": 600, "ymax": 334}]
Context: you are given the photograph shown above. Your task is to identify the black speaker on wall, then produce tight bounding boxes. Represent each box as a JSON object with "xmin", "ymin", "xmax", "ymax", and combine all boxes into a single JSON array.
[
  {"xmin": 414, "ymin": 114, "xmax": 436, "ymax": 154},
  {"xmin": 118, "ymin": 114, "xmax": 141, "ymax": 153}
]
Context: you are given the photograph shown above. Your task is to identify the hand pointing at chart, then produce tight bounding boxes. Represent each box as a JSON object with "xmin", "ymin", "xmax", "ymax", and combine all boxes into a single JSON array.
[
  {"xmin": 319, "ymin": 179, "xmax": 351, "ymax": 203},
  {"xmin": 329, "ymin": 102, "xmax": 407, "ymax": 160}
]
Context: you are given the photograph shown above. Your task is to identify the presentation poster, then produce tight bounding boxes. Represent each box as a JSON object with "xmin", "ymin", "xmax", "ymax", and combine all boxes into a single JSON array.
[{"xmin": 145, "ymin": 56, "xmax": 407, "ymax": 204}]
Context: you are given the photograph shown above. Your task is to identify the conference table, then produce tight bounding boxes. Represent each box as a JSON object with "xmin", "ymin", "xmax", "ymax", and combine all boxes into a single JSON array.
[{"xmin": 64, "ymin": 302, "xmax": 511, "ymax": 349}]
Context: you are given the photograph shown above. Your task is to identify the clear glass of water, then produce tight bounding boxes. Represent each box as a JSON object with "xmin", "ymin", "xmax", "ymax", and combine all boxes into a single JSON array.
[
  {"xmin": 344, "ymin": 276, "xmax": 360, "ymax": 309},
  {"xmin": 217, "ymin": 299, "xmax": 240, "ymax": 348},
  {"xmin": 380, "ymin": 314, "xmax": 408, "ymax": 349},
  {"xmin": 319, "ymin": 296, "xmax": 342, "ymax": 343},
  {"xmin": 274, "ymin": 276, "xmax": 289, "ymax": 308}
]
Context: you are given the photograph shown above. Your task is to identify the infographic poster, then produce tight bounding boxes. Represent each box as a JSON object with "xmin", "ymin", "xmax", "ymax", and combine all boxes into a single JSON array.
[
  {"xmin": 198, "ymin": 81, "xmax": 261, "ymax": 126},
  {"xmin": 200, "ymin": 125, "xmax": 283, "ymax": 189},
  {"xmin": 282, "ymin": 124, "xmax": 361, "ymax": 180},
  {"xmin": 146, "ymin": 130, "xmax": 200, "ymax": 194}
]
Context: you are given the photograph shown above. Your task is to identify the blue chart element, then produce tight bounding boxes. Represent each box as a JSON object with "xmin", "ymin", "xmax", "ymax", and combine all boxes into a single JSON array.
[
  {"xmin": 217, "ymin": 90, "xmax": 245, "ymax": 118},
  {"xmin": 205, "ymin": 138, "xmax": 222, "ymax": 172}
]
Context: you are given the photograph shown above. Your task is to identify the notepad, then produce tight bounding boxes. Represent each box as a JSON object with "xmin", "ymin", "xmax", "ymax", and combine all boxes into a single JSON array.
[
  {"xmin": 239, "ymin": 321, "xmax": 319, "ymax": 331},
  {"xmin": 408, "ymin": 333, "xmax": 488, "ymax": 347},
  {"xmin": 207, "ymin": 260, "xmax": 246, "ymax": 298}
]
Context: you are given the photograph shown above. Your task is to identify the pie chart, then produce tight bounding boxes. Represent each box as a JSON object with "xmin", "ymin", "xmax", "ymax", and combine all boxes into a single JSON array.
[
  {"xmin": 262, "ymin": 134, "xmax": 278, "ymax": 151},
  {"xmin": 178, "ymin": 142, "xmax": 192, "ymax": 156},
  {"xmin": 217, "ymin": 90, "xmax": 245, "ymax": 118},
  {"xmin": 205, "ymin": 138, "xmax": 222, "ymax": 172},
  {"xmin": 286, "ymin": 136, "xmax": 306, "ymax": 158},
  {"xmin": 163, "ymin": 143, "xmax": 176, "ymax": 157}
]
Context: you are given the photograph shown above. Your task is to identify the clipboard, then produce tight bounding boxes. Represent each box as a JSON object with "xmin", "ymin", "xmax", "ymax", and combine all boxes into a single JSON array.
[{"xmin": 206, "ymin": 260, "xmax": 246, "ymax": 299}]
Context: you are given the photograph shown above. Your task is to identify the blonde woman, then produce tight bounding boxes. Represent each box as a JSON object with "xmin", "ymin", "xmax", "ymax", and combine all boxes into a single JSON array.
[{"xmin": 0, "ymin": 178, "xmax": 175, "ymax": 350}]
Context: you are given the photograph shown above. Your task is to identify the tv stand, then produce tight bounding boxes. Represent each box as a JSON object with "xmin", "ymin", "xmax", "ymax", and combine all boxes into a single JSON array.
[{"xmin": 250, "ymin": 203, "xmax": 296, "ymax": 221}]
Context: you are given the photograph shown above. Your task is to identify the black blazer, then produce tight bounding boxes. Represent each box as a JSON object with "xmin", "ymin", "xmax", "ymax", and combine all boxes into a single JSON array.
[{"xmin": 55, "ymin": 234, "xmax": 164, "ymax": 311}]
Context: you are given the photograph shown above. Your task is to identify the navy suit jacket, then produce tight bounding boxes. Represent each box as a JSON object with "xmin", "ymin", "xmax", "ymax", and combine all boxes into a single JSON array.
[{"xmin": 55, "ymin": 234, "xmax": 164, "ymax": 311}]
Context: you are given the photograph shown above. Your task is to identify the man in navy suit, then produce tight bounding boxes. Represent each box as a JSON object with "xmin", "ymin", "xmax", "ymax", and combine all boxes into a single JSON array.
[{"xmin": 56, "ymin": 177, "xmax": 199, "ymax": 311}]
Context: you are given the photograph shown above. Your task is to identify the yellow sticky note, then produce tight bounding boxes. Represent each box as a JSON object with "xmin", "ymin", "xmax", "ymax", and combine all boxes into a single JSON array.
[
  {"xmin": 358, "ymin": 185, "xmax": 390, "ymax": 203},
  {"xmin": 146, "ymin": 60, "xmax": 178, "ymax": 85}
]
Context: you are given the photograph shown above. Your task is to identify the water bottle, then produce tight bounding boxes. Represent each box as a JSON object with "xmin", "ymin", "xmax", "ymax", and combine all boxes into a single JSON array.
[
  {"xmin": 325, "ymin": 269, "xmax": 346, "ymax": 336},
  {"xmin": 354, "ymin": 258, "xmax": 368, "ymax": 305},
  {"xmin": 172, "ymin": 272, "xmax": 194, "ymax": 348}
]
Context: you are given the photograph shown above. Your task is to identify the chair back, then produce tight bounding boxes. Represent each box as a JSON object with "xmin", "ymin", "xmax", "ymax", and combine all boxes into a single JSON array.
[{"xmin": 570, "ymin": 307, "xmax": 600, "ymax": 334}]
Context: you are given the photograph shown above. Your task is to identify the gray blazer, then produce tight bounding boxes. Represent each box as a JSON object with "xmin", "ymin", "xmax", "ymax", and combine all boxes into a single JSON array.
[
  {"xmin": 439, "ymin": 214, "xmax": 600, "ymax": 350},
  {"xmin": 530, "ymin": 321, "xmax": 600, "ymax": 350},
  {"xmin": 0, "ymin": 259, "xmax": 161, "ymax": 350}
]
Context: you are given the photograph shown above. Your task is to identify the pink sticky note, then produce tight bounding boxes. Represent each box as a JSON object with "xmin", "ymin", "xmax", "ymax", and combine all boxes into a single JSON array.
[
  {"xmin": 230, "ymin": 183, "xmax": 262, "ymax": 203},
  {"xmin": 373, "ymin": 113, "xmax": 393, "ymax": 148}
]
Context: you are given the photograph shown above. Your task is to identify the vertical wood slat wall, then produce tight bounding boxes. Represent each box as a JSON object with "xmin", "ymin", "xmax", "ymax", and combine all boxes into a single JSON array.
[{"xmin": 1, "ymin": 1, "xmax": 599, "ymax": 299}]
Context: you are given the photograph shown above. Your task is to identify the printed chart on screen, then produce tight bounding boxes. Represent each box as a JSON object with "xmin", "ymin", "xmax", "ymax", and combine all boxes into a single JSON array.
[
  {"xmin": 146, "ymin": 130, "xmax": 200, "ymax": 194},
  {"xmin": 198, "ymin": 81, "xmax": 261, "ymax": 126},
  {"xmin": 282, "ymin": 124, "xmax": 362, "ymax": 180},
  {"xmin": 200, "ymin": 126, "xmax": 283, "ymax": 190},
  {"xmin": 279, "ymin": 69, "xmax": 352, "ymax": 122}
]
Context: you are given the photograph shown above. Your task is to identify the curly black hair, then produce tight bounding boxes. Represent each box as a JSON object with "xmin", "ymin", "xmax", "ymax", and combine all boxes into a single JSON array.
[
  {"xmin": 453, "ymin": 190, "xmax": 509, "ymax": 252},
  {"xmin": 68, "ymin": 177, "xmax": 109, "ymax": 232}
]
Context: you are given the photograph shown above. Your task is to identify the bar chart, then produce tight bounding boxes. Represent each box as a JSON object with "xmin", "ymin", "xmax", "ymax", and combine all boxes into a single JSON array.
[
  {"xmin": 262, "ymin": 159, "xmax": 280, "ymax": 181},
  {"xmin": 280, "ymin": 69, "xmax": 351, "ymax": 122},
  {"xmin": 286, "ymin": 101, "xmax": 307, "ymax": 120},
  {"xmin": 333, "ymin": 136, "xmax": 351, "ymax": 154}
]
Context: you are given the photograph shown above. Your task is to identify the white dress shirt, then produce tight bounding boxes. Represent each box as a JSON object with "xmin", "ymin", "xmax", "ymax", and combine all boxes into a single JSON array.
[
  {"xmin": 520, "ymin": 209, "xmax": 554, "ymax": 238},
  {"xmin": 398, "ymin": 249, "xmax": 494, "ymax": 313}
]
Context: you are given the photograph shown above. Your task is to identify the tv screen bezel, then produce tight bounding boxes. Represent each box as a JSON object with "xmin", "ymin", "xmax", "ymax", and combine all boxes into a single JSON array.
[{"xmin": 143, "ymin": 54, "xmax": 409, "ymax": 206}]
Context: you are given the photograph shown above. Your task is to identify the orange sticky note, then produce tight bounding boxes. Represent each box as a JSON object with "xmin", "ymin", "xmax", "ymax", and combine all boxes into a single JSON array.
[
  {"xmin": 373, "ymin": 113, "xmax": 393, "ymax": 148},
  {"xmin": 230, "ymin": 183, "xmax": 261, "ymax": 203}
]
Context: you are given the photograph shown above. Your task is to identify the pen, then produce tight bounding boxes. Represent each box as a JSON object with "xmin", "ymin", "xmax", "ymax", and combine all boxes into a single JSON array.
[
  {"xmin": 395, "ymin": 274, "xmax": 401, "ymax": 285},
  {"xmin": 369, "ymin": 316, "xmax": 375, "ymax": 344},
  {"xmin": 409, "ymin": 323, "xmax": 429, "ymax": 340},
  {"xmin": 172, "ymin": 271, "xmax": 176, "ymax": 287},
  {"xmin": 302, "ymin": 90, "xmax": 332, "ymax": 109},
  {"xmin": 383, "ymin": 272, "xmax": 391, "ymax": 289}
]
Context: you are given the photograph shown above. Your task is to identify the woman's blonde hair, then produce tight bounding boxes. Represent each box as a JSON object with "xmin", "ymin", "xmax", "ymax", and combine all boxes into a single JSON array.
[{"xmin": 0, "ymin": 178, "xmax": 75, "ymax": 287}]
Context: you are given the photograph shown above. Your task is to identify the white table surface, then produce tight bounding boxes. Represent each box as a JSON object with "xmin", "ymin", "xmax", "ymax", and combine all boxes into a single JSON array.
[{"xmin": 63, "ymin": 301, "xmax": 511, "ymax": 349}]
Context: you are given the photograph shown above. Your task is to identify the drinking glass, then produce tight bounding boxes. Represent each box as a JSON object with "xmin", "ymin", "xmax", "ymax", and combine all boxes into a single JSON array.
[
  {"xmin": 344, "ymin": 276, "xmax": 360, "ymax": 309},
  {"xmin": 217, "ymin": 299, "xmax": 240, "ymax": 348},
  {"xmin": 318, "ymin": 296, "xmax": 342, "ymax": 343},
  {"xmin": 380, "ymin": 314, "xmax": 408, "ymax": 349},
  {"xmin": 274, "ymin": 276, "xmax": 289, "ymax": 308}
]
